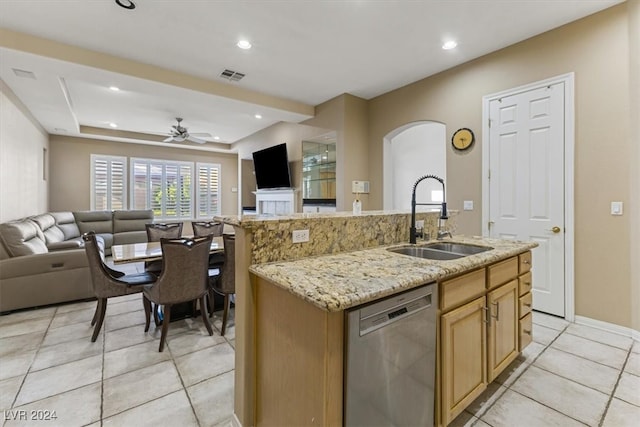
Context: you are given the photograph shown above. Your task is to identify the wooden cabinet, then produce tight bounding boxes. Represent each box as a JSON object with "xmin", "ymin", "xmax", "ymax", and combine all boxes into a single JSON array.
[
  {"xmin": 487, "ymin": 279, "xmax": 519, "ymax": 382},
  {"xmin": 518, "ymin": 251, "xmax": 533, "ymax": 351},
  {"xmin": 440, "ymin": 254, "xmax": 529, "ymax": 426},
  {"xmin": 441, "ymin": 296, "xmax": 487, "ymax": 426}
]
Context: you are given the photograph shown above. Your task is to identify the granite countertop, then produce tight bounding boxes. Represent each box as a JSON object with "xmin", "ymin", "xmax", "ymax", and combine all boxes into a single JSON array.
[{"xmin": 249, "ymin": 236, "xmax": 537, "ymax": 312}]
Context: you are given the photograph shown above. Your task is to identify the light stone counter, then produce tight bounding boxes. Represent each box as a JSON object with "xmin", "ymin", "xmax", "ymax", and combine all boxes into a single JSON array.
[{"xmin": 250, "ymin": 236, "xmax": 537, "ymax": 312}]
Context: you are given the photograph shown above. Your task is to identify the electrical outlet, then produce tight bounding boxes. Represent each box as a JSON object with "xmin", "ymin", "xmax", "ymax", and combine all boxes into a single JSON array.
[
  {"xmin": 464, "ymin": 200, "xmax": 474, "ymax": 211},
  {"xmin": 292, "ymin": 229, "xmax": 310, "ymax": 243},
  {"xmin": 611, "ymin": 201, "xmax": 623, "ymax": 215},
  {"xmin": 416, "ymin": 220, "xmax": 425, "ymax": 229}
]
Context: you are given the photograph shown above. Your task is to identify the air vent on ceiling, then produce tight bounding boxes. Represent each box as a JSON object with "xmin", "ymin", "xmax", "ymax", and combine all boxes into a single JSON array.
[
  {"xmin": 12, "ymin": 68, "xmax": 36, "ymax": 79},
  {"xmin": 220, "ymin": 69, "xmax": 245, "ymax": 82}
]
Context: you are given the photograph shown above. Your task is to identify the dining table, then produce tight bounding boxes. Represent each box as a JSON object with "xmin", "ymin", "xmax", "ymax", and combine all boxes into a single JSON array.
[
  {"xmin": 111, "ymin": 235, "xmax": 224, "ymax": 264},
  {"xmin": 110, "ymin": 235, "xmax": 225, "ymax": 322}
]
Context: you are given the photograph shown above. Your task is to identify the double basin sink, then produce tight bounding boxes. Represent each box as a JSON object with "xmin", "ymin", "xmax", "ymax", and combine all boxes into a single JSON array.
[{"xmin": 388, "ymin": 242, "xmax": 493, "ymax": 260}]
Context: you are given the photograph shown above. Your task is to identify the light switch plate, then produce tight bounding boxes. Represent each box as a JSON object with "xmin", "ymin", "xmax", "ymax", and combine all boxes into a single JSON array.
[
  {"xmin": 352, "ymin": 181, "xmax": 370, "ymax": 194},
  {"xmin": 463, "ymin": 200, "xmax": 474, "ymax": 211},
  {"xmin": 416, "ymin": 220, "xmax": 424, "ymax": 229},
  {"xmin": 611, "ymin": 201, "xmax": 623, "ymax": 215},
  {"xmin": 231, "ymin": 187, "xmax": 238, "ymax": 193}
]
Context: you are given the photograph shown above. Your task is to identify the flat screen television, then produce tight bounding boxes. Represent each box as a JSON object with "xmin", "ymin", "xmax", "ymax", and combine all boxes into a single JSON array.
[{"xmin": 252, "ymin": 143, "xmax": 292, "ymax": 189}]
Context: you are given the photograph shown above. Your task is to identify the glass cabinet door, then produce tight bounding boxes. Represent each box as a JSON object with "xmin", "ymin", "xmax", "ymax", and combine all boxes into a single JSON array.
[{"xmin": 302, "ymin": 141, "xmax": 336, "ymax": 201}]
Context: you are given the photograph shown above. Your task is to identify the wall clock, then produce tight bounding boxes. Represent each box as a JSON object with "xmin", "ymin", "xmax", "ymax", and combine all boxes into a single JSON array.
[{"xmin": 451, "ymin": 128, "xmax": 475, "ymax": 151}]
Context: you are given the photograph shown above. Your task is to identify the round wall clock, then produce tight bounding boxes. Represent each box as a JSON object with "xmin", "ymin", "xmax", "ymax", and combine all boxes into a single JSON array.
[{"xmin": 451, "ymin": 128, "xmax": 475, "ymax": 151}]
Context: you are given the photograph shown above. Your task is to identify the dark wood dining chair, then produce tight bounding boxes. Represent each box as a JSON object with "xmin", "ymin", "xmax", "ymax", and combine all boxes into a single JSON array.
[
  {"xmin": 209, "ymin": 233, "xmax": 235, "ymax": 336},
  {"xmin": 83, "ymin": 232, "xmax": 157, "ymax": 342},
  {"xmin": 144, "ymin": 222, "xmax": 183, "ymax": 272},
  {"xmin": 142, "ymin": 235, "xmax": 214, "ymax": 352},
  {"xmin": 192, "ymin": 221, "xmax": 224, "ymax": 238}
]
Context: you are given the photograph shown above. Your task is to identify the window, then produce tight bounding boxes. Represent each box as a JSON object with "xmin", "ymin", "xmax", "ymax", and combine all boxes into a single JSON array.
[
  {"xmin": 91, "ymin": 155, "xmax": 127, "ymax": 210},
  {"xmin": 196, "ymin": 163, "xmax": 221, "ymax": 218},
  {"xmin": 131, "ymin": 158, "xmax": 193, "ymax": 220}
]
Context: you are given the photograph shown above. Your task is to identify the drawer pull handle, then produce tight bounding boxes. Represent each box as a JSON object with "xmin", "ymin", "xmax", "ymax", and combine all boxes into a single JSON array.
[
  {"xmin": 523, "ymin": 329, "xmax": 532, "ymax": 335},
  {"xmin": 523, "ymin": 303, "xmax": 532, "ymax": 307},
  {"xmin": 523, "ymin": 260, "xmax": 530, "ymax": 265},
  {"xmin": 483, "ymin": 306, "xmax": 490, "ymax": 324},
  {"xmin": 492, "ymin": 301, "xmax": 500, "ymax": 321},
  {"xmin": 52, "ymin": 262, "xmax": 64, "ymax": 268}
]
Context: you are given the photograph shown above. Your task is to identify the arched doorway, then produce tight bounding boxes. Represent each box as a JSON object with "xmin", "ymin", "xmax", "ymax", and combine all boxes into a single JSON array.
[{"xmin": 383, "ymin": 121, "xmax": 446, "ymax": 210}]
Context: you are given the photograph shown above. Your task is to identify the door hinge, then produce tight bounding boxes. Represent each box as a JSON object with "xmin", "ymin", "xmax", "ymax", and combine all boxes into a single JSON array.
[
  {"xmin": 488, "ymin": 169, "xmax": 491, "ymax": 179},
  {"xmin": 488, "ymin": 118, "xmax": 492, "ymax": 128}
]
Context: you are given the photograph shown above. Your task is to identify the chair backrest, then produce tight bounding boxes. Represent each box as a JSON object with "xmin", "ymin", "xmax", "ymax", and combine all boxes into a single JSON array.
[
  {"xmin": 192, "ymin": 221, "xmax": 224, "ymax": 238},
  {"xmin": 82, "ymin": 232, "xmax": 128, "ymax": 298},
  {"xmin": 219, "ymin": 234, "xmax": 236, "ymax": 294},
  {"xmin": 146, "ymin": 235, "xmax": 213, "ymax": 304},
  {"xmin": 145, "ymin": 222, "xmax": 183, "ymax": 242}
]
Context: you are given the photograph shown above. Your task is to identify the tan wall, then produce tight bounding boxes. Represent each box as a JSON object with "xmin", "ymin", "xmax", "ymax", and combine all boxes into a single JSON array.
[
  {"xmin": 368, "ymin": 4, "xmax": 634, "ymax": 328},
  {"xmin": 303, "ymin": 94, "xmax": 370, "ymax": 211},
  {"xmin": 241, "ymin": 159, "xmax": 256, "ymax": 208},
  {"xmin": 48, "ymin": 135, "xmax": 239, "ymax": 215},
  {"xmin": 0, "ymin": 80, "xmax": 49, "ymax": 222},
  {"xmin": 629, "ymin": 0, "xmax": 639, "ymax": 333}
]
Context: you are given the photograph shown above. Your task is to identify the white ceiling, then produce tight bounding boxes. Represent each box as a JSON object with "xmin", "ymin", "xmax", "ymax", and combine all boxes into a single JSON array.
[{"xmin": 0, "ymin": 0, "xmax": 623, "ymax": 150}]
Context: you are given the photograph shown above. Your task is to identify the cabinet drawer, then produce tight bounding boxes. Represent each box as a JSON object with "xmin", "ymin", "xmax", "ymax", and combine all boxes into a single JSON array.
[
  {"xmin": 519, "ymin": 292, "xmax": 532, "ymax": 318},
  {"xmin": 487, "ymin": 257, "xmax": 518, "ymax": 289},
  {"xmin": 518, "ymin": 272, "xmax": 532, "ymax": 297},
  {"xmin": 519, "ymin": 251, "xmax": 532, "ymax": 274},
  {"xmin": 519, "ymin": 312, "xmax": 533, "ymax": 351},
  {"xmin": 440, "ymin": 269, "xmax": 486, "ymax": 312}
]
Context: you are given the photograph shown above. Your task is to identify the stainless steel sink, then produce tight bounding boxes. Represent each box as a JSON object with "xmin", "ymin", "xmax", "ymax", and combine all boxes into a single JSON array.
[
  {"xmin": 388, "ymin": 242, "xmax": 493, "ymax": 260},
  {"xmin": 423, "ymin": 242, "xmax": 493, "ymax": 255},
  {"xmin": 387, "ymin": 246, "xmax": 464, "ymax": 260}
]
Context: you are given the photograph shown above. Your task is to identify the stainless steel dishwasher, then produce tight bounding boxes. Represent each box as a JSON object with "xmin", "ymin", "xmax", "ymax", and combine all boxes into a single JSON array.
[{"xmin": 344, "ymin": 283, "xmax": 437, "ymax": 427}]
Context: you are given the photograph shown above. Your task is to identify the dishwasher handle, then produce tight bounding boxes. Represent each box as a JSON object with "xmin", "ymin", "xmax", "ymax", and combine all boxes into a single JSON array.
[{"xmin": 359, "ymin": 291, "xmax": 433, "ymax": 336}]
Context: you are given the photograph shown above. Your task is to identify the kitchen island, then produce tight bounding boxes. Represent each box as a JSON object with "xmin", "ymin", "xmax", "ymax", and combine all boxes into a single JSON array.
[{"xmin": 219, "ymin": 212, "xmax": 536, "ymax": 426}]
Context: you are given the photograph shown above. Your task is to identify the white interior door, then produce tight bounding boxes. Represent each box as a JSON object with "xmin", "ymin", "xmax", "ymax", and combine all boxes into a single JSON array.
[{"xmin": 488, "ymin": 82, "xmax": 565, "ymax": 316}]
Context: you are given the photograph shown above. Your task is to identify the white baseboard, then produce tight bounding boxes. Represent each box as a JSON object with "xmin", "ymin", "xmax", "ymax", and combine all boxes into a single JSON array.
[
  {"xmin": 574, "ymin": 315, "xmax": 640, "ymax": 341},
  {"xmin": 231, "ymin": 413, "xmax": 243, "ymax": 427}
]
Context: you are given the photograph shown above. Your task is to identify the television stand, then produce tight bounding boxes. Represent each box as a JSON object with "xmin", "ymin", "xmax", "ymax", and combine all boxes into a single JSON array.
[{"xmin": 254, "ymin": 189, "xmax": 298, "ymax": 215}]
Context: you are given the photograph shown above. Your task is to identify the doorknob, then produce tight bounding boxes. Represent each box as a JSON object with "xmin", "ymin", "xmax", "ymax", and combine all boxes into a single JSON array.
[{"xmin": 550, "ymin": 226, "xmax": 561, "ymax": 234}]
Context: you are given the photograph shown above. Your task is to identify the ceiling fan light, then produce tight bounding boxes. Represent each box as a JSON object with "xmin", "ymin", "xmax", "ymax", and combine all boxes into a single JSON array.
[
  {"xmin": 237, "ymin": 40, "xmax": 252, "ymax": 50},
  {"xmin": 115, "ymin": 0, "xmax": 136, "ymax": 10}
]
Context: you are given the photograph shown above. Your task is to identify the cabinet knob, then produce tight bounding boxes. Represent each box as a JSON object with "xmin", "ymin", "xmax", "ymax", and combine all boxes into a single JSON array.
[{"xmin": 523, "ymin": 329, "xmax": 532, "ymax": 335}]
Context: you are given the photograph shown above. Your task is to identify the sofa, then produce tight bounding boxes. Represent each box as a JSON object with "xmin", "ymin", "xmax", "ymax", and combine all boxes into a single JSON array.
[{"xmin": 0, "ymin": 209, "xmax": 153, "ymax": 313}]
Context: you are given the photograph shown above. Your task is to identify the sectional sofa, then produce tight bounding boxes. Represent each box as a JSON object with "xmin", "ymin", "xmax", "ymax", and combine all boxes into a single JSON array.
[{"xmin": 0, "ymin": 210, "xmax": 153, "ymax": 313}]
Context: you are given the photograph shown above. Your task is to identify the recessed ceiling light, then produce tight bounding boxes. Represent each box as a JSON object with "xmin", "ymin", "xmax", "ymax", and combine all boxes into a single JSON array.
[
  {"xmin": 109, "ymin": 123, "xmax": 118, "ymax": 128},
  {"xmin": 109, "ymin": 86, "xmax": 120, "ymax": 91},
  {"xmin": 254, "ymin": 114, "xmax": 262, "ymax": 119},
  {"xmin": 237, "ymin": 40, "xmax": 252, "ymax": 50},
  {"xmin": 213, "ymin": 136, "xmax": 220, "ymax": 140},
  {"xmin": 442, "ymin": 40, "xmax": 458, "ymax": 50}
]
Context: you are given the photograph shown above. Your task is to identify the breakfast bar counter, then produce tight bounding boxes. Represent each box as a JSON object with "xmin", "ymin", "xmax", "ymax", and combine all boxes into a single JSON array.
[
  {"xmin": 220, "ymin": 211, "xmax": 537, "ymax": 427},
  {"xmin": 249, "ymin": 236, "xmax": 537, "ymax": 312}
]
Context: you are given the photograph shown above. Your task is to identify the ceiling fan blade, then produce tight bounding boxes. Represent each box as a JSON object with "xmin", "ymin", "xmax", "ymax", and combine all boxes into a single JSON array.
[
  {"xmin": 188, "ymin": 135, "xmax": 207, "ymax": 144},
  {"xmin": 190, "ymin": 132, "xmax": 212, "ymax": 137}
]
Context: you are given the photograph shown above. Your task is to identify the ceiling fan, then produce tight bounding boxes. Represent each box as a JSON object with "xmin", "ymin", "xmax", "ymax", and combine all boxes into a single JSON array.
[{"xmin": 163, "ymin": 117, "xmax": 211, "ymax": 144}]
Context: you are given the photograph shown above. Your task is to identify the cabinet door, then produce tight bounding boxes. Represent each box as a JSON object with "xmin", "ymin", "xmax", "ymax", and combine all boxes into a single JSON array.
[
  {"xmin": 487, "ymin": 279, "xmax": 519, "ymax": 382},
  {"xmin": 441, "ymin": 296, "xmax": 487, "ymax": 426}
]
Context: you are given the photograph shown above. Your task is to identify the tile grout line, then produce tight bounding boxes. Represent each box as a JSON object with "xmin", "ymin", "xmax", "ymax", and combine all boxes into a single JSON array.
[
  {"xmin": 597, "ymin": 349, "xmax": 633, "ymax": 427},
  {"xmin": 8, "ymin": 307, "xmax": 57, "ymax": 410},
  {"xmin": 470, "ymin": 321, "xmax": 570, "ymax": 425}
]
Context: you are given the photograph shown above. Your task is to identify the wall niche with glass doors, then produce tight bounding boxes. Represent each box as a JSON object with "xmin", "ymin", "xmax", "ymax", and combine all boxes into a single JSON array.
[{"xmin": 302, "ymin": 140, "xmax": 336, "ymax": 209}]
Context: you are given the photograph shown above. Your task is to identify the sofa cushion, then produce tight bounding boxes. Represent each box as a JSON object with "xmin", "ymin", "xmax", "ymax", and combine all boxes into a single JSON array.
[
  {"xmin": 113, "ymin": 209, "xmax": 153, "ymax": 233},
  {"xmin": 51, "ymin": 212, "xmax": 80, "ymax": 240},
  {"xmin": 73, "ymin": 210, "xmax": 113, "ymax": 235},
  {"xmin": 0, "ymin": 220, "xmax": 48, "ymax": 257},
  {"xmin": 31, "ymin": 213, "xmax": 66, "ymax": 245},
  {"xmin": 47, "ymin": 237, "xmax": 84, "ymax": 251}
]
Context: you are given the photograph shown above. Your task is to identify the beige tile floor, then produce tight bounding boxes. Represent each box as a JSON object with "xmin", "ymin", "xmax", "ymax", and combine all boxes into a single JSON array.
[{"xmin": 1, "ymin": 283, "xmax": 638, "ymax": 426}]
